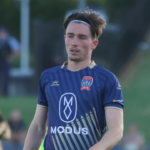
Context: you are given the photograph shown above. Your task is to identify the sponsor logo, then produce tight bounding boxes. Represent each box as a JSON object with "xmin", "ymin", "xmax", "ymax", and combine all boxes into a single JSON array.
[
  {"xmin": 113, "ymin": 99, "xmax": 124, "ymax": 104},
  {"xmin": 59, "ymin": 93, "xmax": 77, "ymax": 123},
  {"xmin": 117, "ymin": 100, "xmax": 124, "ymax": 103},
  {"xmin": 117, "ymin": 84, "xmax": 121, "ymax": 90},
  {"xmin": 51, "ymin": 80, "xmax": 59, "ymax": 86},
  {"xmin": 113, "ymin": 100, "xmax": 117, "ymax": 102},
  {"xmin": 81, "ymin": 76, "xmax": 93, "ymax": 91},
  {"xmin": 51, "ymin": 126, "xmax": 88, "ymax": 135}
]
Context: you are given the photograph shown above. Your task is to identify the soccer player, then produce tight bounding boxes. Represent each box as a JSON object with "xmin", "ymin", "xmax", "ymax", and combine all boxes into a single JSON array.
[{"xmin": 23, "ymin": 9, "xmax": 124, "ymax": 150}]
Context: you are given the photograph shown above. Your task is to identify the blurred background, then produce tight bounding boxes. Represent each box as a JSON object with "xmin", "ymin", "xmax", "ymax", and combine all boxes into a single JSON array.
[{"xmin": 0, "ymin": 0, "xmax": 150, "ymax": 149}]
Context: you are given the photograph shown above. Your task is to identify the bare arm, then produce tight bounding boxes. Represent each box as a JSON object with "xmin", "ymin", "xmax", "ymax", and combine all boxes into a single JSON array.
[
  {"xmin": 89, "ymin": 108, "xmax": 124, "ymax": 150},
  {"xmin": 23, "ymin": 105, "xmax": 48, "ymax": 150}
]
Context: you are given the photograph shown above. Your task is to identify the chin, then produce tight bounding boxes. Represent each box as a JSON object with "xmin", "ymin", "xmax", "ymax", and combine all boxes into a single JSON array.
[{"xmin": 69, "ymin": 56, "xmax": 80, "ymax": 62}]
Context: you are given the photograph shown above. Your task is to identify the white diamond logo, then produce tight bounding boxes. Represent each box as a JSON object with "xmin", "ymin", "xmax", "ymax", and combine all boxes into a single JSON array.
[
  {"xmin": 63, "ymin": 96, "xmax": 73, "ymax": 119},
  {"xmin": 59, "ymin": 93, "xmax": 77, "ymax": 123}
]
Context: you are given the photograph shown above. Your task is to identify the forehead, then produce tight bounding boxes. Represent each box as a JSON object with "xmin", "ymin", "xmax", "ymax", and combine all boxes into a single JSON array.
[{"xmin": 66, "ymin": 22, "xmax": 92, "ymax": 36}]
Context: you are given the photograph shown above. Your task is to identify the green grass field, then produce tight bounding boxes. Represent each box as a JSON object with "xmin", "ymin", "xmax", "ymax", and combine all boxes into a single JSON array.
[
  {"xmin": 0, "ymin": 97, "xmax": 37, "ymax": 127},
  {"xmin": 122, "ymin": 51, "xmax": 150, "ymax": 143},
  {"xmin": 0, "ymin": 51, "xmax": 150, "ymax": 143}
]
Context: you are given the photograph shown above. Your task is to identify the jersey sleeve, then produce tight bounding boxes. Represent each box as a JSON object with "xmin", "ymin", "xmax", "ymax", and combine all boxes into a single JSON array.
[
  {"xmin": 37, "ymin": 72, "xmax": 48, "ymax": 107},
  {"xmin": 103, "ymin": 73, "xmax": 124, "ymax": 110},
  {"xmin": 8, "ymin": 36, "xmax": 20, "ymax": 51}
]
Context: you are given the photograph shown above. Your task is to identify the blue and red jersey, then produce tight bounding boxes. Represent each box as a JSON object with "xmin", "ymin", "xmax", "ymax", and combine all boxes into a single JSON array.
[{"xmin": 38, "ymin": 61, "xmax": 124, "ymax": 150}]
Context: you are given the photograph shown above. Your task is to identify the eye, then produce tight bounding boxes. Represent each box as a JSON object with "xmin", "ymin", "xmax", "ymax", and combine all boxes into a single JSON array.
[
  {"xmin": 80, "ymin": 37, "xmax": 85, "ymax": 39},
  {"xmin": 79, "ymin": 35, "xmax": 87, "ymax": 39},
  {"xmin": 67, "ymin": 35, "xmax": 73, "ymax": 38}
]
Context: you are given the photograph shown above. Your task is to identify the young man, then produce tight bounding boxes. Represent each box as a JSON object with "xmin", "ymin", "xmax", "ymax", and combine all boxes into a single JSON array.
[{"xmin": 23, "ymin": 9, "xmax": 124, "ymax": 150}]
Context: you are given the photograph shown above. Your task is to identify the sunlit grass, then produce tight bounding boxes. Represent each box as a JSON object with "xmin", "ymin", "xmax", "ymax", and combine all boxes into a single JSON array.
[
  {"xmin": 0, "ymin": 96, "xmax": 37, "ymax": 127},
  {"xmin": 0, "ymin": 51, "xmax": 150, "ymax": 143},
  {"xmin": 122, "ymin": 51, "xmax": 150, "ymax": 143}
]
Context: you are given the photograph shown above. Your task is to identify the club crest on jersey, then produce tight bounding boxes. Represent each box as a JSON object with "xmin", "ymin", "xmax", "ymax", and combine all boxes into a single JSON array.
[{"xmin": 81, "ymin": 76, "xmax": 93, "ymax": 91}]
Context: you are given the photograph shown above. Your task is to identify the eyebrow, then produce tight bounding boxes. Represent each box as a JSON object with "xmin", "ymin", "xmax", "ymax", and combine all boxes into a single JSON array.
[
  {"xmin": 67, "ymin": 33, "xmax": 74, "ymax": 35},
  {"xmin": 67, "ymin": 32, "xmax": 88, "ymax": 37}
]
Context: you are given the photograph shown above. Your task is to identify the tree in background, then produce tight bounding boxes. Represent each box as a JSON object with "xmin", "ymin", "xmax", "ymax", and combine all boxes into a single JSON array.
[
  {"xmin": 0, "ymin": 0, "xmax": 77, "ymax": 38},
  {"xmin": 0, "ymin": 0, "xmax": 139, "ymax": 38},
  {"xmin": 0, "ymin": 0, "xmax": 20, "ymax": 38}
]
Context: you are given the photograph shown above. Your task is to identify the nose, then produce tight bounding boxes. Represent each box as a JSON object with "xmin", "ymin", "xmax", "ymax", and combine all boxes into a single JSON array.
[{"xmin": 71, "ymin": 37, "xmax": 79, "ymax": 46}]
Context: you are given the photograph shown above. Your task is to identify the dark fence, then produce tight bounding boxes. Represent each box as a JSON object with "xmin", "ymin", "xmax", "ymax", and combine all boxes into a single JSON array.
[{"xmin": 31, "ymin": 0, "xmax": 150, "ymax": 92}]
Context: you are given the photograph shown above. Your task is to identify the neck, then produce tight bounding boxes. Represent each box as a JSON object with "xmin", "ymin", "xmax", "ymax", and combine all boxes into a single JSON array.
[{"xmin": 67, "ymin": 59, "xmax": 92, "ymax": 71}]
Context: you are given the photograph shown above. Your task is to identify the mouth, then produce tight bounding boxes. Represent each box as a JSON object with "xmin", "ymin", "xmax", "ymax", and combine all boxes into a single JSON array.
[{"xmin": 70, "ymin": 49, "xmax": 79, "ymax": 55}]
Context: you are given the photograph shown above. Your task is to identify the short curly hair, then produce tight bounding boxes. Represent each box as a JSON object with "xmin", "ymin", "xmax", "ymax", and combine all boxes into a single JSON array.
[{"xmin": 63, "ymin": 8, "xmax": 106, "ymax": 39}]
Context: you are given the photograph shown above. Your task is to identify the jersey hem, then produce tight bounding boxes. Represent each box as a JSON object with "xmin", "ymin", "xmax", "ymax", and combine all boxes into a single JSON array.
[
  {"xmin": 37, "ymin": 104, "xmax": 48, "ymax": 107},
  {"xmin": 104, "ymin": 106, "xmax": 123, "ymax": 111}
]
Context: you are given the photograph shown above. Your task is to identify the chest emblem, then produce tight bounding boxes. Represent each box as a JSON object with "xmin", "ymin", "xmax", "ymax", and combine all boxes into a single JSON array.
[
  {"xmin": 59, "ymin": 93, "xmax": 77, "ymax": 123},
  {"xmin": 51, "ymin": 80, "xmax": 59, "ymax": 86},
  {"xmin": 81, "ymin": 76, "xmax": 93, "ymax": 91}
]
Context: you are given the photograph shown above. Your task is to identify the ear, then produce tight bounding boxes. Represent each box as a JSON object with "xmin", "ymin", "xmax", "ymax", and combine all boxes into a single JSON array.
[
  {"xmin": 64, "ymin": 35, "xmax": 66, "ymax": 40},
  {"xmin": 92, "ymin": 39, "xmax": 99, "ymax": 50}
]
